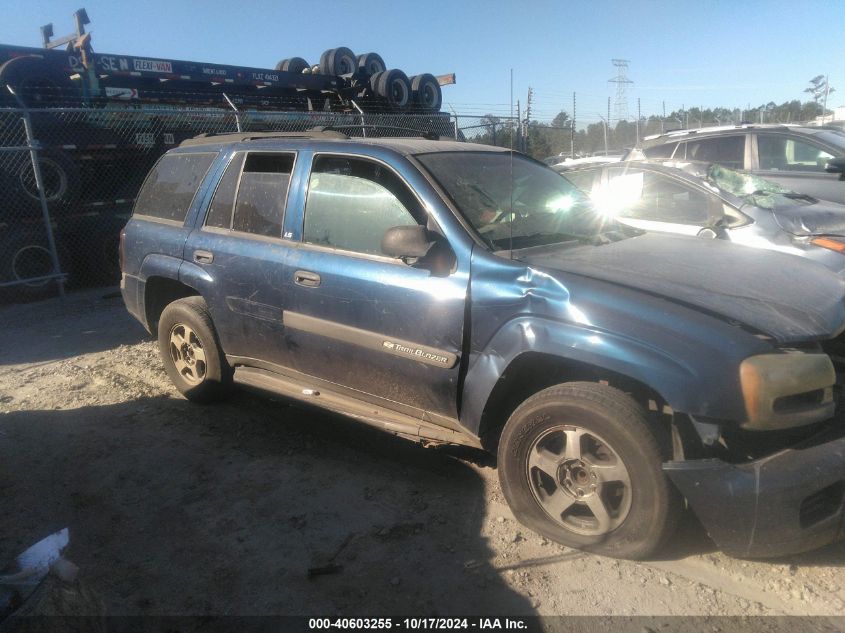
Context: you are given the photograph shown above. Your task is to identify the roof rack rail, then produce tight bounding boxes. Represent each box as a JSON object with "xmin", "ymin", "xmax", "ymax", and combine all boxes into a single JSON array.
[
  {"xmin": 322, "ymin": 124, "xmax": 444, "ymax": 140},
  {"xmin": 179, "ymin": 128, "xmax": 350, "ymax": 147}
]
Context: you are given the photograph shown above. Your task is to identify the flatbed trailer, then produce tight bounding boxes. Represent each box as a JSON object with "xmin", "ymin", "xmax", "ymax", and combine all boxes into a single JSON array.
[
  {"xmin": 0, "ymin": 9, "xmax": 458, "ymax": 300},
  {"xmin": 0, "ymin": 9, "xmax": 452, "ymax": 112}
]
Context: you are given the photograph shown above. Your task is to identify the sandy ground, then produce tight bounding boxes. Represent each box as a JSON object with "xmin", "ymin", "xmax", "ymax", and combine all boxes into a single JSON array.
[{"xmin": 1, "ymin": 288, "xmax": 845, "ymax": 624}]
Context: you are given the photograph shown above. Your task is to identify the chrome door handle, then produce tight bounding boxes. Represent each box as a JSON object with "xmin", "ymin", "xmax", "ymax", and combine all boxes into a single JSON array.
[{"xmin": 294, "ymin": 270, "xmax": 321, "ymax": 287}]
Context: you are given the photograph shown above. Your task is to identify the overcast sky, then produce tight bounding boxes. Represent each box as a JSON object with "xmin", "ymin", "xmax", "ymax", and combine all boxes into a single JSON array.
[{"xmin": 2, "ymin": 0, "xmax": 842, "ymax": 124}]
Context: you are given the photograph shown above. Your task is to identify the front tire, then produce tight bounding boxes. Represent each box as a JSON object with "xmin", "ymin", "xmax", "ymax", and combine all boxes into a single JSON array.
[
  {"xmin": 157, "ymin": 297, "xmax": 231, "ymax": 403},
  {"xmin": 497, "ymin": 382, "xmax": 680, "ymax": 559}
]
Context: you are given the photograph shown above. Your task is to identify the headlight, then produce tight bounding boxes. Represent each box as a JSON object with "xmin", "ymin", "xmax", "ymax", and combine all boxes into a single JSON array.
[{"xmin": 739, "ymin": 353, "xmax": 835, "ymax": 430}]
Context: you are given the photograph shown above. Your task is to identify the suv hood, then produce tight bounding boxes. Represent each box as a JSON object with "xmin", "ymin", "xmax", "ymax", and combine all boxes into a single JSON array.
[
  {"xmin": 772, "ymin": 200, "xmax": 845, "ymax": 237},
  {"xmin": 519, "ymin": 234, "xmax": 845, "ymax": 343}
]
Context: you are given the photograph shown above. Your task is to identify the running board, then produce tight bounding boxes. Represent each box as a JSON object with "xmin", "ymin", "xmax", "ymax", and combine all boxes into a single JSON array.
[{"xmin": 233, "ymin": 366, "xmax": 481, "ymax": 448}]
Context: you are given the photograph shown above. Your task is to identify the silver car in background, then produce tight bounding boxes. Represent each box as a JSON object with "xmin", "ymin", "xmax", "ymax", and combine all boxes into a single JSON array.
[
  {"xmin": 630, "ymin": 125, "xmax": 845, "ymax": 204},
  {"xmin": 558, "ymin": 159, "xmax": 845, "ymax": 275}
]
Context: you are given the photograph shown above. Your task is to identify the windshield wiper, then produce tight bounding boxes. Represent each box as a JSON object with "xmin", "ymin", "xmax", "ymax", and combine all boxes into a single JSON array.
[{"xmin": 494, "ymin": 232, "xmax": 596, "ymax": 249}]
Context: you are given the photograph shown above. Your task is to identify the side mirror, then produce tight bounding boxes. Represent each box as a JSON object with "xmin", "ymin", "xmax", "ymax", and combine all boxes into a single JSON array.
[
  {"xmin": 381, "ymin": 225, "xmax": 433, "ymax": 259},
  {"xmin": 824, "ymin": 157, "xmax": 845, "ymax": 180},
  {"xmin": 698, "ymin": 216, "xmax": 728, "ymax": 239}
]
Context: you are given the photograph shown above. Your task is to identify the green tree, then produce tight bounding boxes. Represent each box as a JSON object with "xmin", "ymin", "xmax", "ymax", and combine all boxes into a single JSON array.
[{"xmin": 805, "ymin": 75, "xmax": 835, "ymax": 106}]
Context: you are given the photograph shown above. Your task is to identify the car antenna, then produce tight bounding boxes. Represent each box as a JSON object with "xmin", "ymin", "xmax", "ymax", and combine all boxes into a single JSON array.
[{"xmin": 509, "ymin": 68, "xmax": 514, "ymax": 258}]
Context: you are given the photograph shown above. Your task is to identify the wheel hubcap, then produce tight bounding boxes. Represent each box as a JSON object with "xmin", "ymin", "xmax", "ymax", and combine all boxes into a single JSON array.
[
  {"xmin": 526, "ymin": 425, "xmax": 632, "ymax": 536},
  {"xmin": 169, "ymin": 323, "xmax": 207, "ymax": 385}
]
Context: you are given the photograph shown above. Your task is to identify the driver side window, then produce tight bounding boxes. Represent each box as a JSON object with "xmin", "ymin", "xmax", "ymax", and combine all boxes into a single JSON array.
[
  {"xmin": 758, "ymin": 135, "xmax": 834, "ymax": 172},
  {"xmin": 303, "ymin": 155, "xmax": 422, "ymax": 256},
  {"xmin": 610, "ymin": 170, "xmax": 711, "ymax": 225}
]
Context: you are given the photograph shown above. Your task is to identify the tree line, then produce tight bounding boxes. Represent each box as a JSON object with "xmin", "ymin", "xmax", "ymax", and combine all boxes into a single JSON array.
[{"xmin": 470, "ymin": 99, "xmax": 830, "ymax": 160}]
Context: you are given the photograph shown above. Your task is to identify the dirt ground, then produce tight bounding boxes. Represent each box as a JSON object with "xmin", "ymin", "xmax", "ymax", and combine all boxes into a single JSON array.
[{"xmin": 1, "ymin": 288, "xmax": 845, "ymax": 623}]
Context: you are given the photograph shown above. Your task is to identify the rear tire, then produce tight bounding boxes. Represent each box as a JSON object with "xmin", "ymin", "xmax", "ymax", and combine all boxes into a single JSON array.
[
  {"xmin": 319, "ymin": 47, "xmax": 357, "ymax": 76},
  {"xmin": 276, "ymin": 57, "xmax": 310, "ymax": 74},
  {"xmin": 410, "ymin": 73, "xmax": 442, "ymax": 112},
  {"xmin": 370, "ymin": 69, "xmax": 411, "ymax": 110},
  {"xmin": 157, "ymin": 297, "xmax": 231, "ymax": 403},
  {"xmin": 357, "ymin": 52, "xmax": 386, "ymax": 75},
  {"xmin": 497, "ymin": 382, "xmax": 680, "ymax": 559}
]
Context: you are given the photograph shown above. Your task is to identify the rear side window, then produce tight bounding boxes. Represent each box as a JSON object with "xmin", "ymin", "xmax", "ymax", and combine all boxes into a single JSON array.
[
  {"xmin": 133, "ymin": 153, "xmax": 215, "ymax": 222},
  {"xmin": 681, "ymin": 136, "xmax": 744, "ymax": 168},
  {"xmin": 205, "ymin": 152, "xmax": 246, "ymax": 229},
  {"xmin": 642, "ymin": 142, "xmax": 678, "ymax": 159},
  {"xmin": 231, "ymin": 153, "xmax": 294, "ymax": 237}
]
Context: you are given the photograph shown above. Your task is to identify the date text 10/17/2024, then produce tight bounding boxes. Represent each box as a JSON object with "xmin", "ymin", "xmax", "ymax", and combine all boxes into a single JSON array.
[{"xmin": 308, "ymin": 618, "xmax": 530, "ymax": 630}]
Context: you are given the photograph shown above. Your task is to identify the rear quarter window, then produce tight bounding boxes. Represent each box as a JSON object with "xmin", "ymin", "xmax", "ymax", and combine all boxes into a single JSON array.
[
  {"xmin": 561, "ymin": 169, "xmax": 597, "ymax": 193},
  {"xmin": 133, "ymin": 152, "xmax": 216, "ymax": 222},
  {"xmin": 681, "ymin": 136, "xmax": 745, "ymax": 169},
  {"xmin": 643, "ymin": 142, "xmax": 678, "ymax": 159}
]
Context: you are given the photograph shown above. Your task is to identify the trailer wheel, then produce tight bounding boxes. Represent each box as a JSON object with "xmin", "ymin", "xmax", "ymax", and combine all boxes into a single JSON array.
[
  {"xmin": 320, "ymin": 47, "xmax": 357, "ymax": 76},
  {"xmin": 370, "ymin": 69, "xmax": 411, "ymax": 110},
  {"xmin": 0, "ymin": 56, "xmax": 77, "ymax": 107},
  {"xmin": 275, "ymin": 57, "xmax": 310, "ymax": 74},
  {"xmin": 0, "ymin": 230, "xmax": 66, "ymax": 302},
  {"xmin": 410, "ymin": 74, "xmax": 442, "ymax": 112},
  {"xmin": 357, "ymin": 53, "xmax": 386, "ymax": 75},
  {"xmin": 6, "ymin": 149, "xmax": 81, "ymax": 213},
  {"xmin": 318, "ymin": 49, "xmax": 333, "ymax": 75}
]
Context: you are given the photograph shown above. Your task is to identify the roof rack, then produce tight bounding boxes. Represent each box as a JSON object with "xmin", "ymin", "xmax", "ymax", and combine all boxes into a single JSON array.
[
  {"xmin": 178, "ymin": 124, "xmax": 447, "ymax": 147},
  {"xmin": 322, "ymin": 124, "xmax": 444, "ymax": 141},
  {"xmin": 643, "ymin": 123, "xmax": 798, "ymax": 143},
  {"xmin": 179, "ymin": 128, "xmax": 350, "ymax": 147}
]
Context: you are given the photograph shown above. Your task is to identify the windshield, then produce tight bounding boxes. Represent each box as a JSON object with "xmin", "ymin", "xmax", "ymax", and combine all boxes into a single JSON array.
[
  {"xmin": 417, "ymin": 151, "xmax": 636, "ymax": 250},
  {"xmin": 705, "ymin": 163, "xmax": 815, "ymax": 209}
]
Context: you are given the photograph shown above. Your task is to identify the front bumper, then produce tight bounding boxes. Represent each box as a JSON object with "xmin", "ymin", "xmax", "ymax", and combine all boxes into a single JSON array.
[{"xmin": 664, "ymin": 425, "xmax": 845, "ymax": 558}]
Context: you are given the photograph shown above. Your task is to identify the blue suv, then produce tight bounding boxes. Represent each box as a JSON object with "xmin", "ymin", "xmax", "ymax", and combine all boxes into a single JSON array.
[{"xmin": 121, "ymin": 131, "xmax": 845, "ymax": 559}]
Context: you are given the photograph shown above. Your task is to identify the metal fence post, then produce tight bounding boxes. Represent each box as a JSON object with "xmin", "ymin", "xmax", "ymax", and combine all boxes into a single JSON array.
[
  {"xmin": 9, "ymin": 89, "xmax": 66, "ymax": 299},
  {"xmin": 222, "ymin": 93, "xmax": 242, "ymax": 132},
  {"xmin": 453, "ymin": 115, "xmax": 459, "ymax": 140}
]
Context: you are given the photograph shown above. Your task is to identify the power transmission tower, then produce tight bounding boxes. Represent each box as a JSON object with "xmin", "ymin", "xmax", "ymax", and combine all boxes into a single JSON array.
[
  {"xmin": 525, "ymin": 87, "xmax": 533, "ymax": 129},
  {"xmin": 608, "ymin": 59, "xmax": 633, "ymax": 122},
  {"xmin": 524, "ymin": 87, "xmax": 533, "ymax": 154}
]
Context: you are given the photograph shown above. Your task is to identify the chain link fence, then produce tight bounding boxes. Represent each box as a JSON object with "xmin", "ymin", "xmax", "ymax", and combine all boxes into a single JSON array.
[{"xmin": 0, "ymin": 105, "xmax": 513, "ymax": 303}]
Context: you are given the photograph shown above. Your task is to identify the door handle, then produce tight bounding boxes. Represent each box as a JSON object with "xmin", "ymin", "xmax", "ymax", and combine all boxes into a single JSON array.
[
  {"xmin": 193, "ymin": 250, "xmax": 214, "ymax": 264},
  {"xmin": 294, "ymin": 270, "xmax": 321, "ymax": 288}
]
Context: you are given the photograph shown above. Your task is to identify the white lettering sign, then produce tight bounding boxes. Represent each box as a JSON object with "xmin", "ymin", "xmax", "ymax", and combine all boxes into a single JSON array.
[
  {"xmin": 250, "ymin": 72, "xmax": 279, "ymax": 82},
  {"xmin": 134, "ymin": 133, "xmax": 156, "ymax": 147},
  {"xmin": 133, "ymin": 59, "xmax": 173, "ymax": 73},
  {"xmin": 105, "ymin": 87, "xmax": 139, "ymax": 100}
]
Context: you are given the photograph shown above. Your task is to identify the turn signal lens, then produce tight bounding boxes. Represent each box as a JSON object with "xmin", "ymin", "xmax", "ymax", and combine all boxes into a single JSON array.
[{"xmin": 811, "ymin": 237, "xmax": 845, "ymax": 253}]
